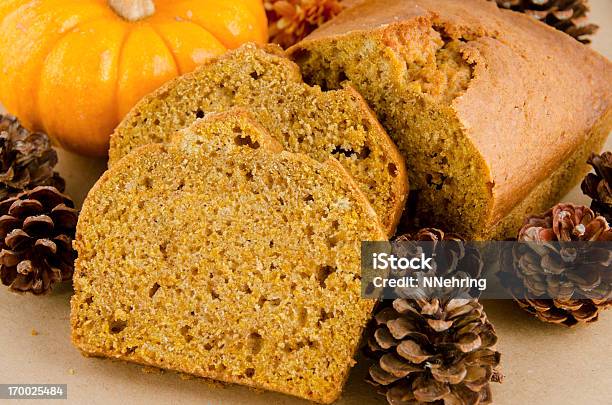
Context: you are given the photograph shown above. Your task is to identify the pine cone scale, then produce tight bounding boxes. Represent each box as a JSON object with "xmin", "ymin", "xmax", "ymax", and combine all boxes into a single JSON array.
[
  {"xmin": 9, "ymin": 198, "xmax": 44, "ymax": 217},
  {"xmin": 0, "ymin": 215, "xmax": 20, "ymax": 237},
  {"xmin": 386, "ymin": 383, "xmax": 417, "ymax": 405},
  {"xmin": 427, "ymin": 318, "xmax": 454, "ymax": 332},
  {"xmin": 375, "ymin": 326, "xmax": 399, "ymax": 349},
  {"xmin": 0, "ymin": 249, "xmax": 19, "ymax": 267},
  {"xmin": 35, "ymin": 238, "xmax": 58, "ymax": 256},
  {"xmin": 393, "ymin": 298, "xmax": 423, "ymax": 315},
  {"xmin": 6, "ymin": 229, "xmax": 31, "ymax": 250},
  {"xmin": 526, "ymin": 9, "xmax": 550, "ymax": 20},
  {"xmin": 396, "ymin": 339, "xmax": 431, "ymax": 363},
  {"xmin": 387, "ymin": 317, "xmax": 419, "ymax": 340},
  {"xmin": 24, "ymin": 215, "xmax": 55, "ymax": 237},
  {"xmin": 50, "ymin": 204, "xmax": 78, "ymax": 230},
  {"xmin": 413, "ymin": 376, "xmax": 450, "ymax": 402},
  {"xmin": 0, "ymin": 166, "xmax": 18, "ymax": 183},
  {"xmin": 29, "ymin": 186, "xmax": 73, "ymax": 207},
  {"xmin": 370, "ymin": 363, "xmax": 403, "ymax": 385},
  {"xmin": 449, "ymin": 386, "xmax": 483, "ymax": 405},
  {"xmin": 465, "ymin": 349, "xmax": 501, "ymax": 368},
  {"xmin": 380, "ymin": 353, "xmax": 421, "ymax": 377},
  {"xmin": 463, "ymin": 366, "xmax": 491, "ymax": 391},
  {"xmin": 456, "ymin": 333, "xmax": 482, "ymax": 353},
  {"xmin": 430, "ymin": 363, "xmax": 468, "ymax": 385}
]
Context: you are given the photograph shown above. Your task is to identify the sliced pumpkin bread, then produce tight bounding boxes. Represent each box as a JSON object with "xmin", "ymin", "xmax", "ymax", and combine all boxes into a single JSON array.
[
  {"xmin": 72, "ymin": 111, "xmax": 386, "ymax": 404},
  {"xmin": 109, "ymin": 43, "xmax": 407, "ymax": 236}
]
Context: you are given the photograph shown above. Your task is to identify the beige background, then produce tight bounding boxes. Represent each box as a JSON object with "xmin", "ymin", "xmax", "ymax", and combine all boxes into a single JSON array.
[{"xmin": 1, "ymin": 1, "xmax": 611, "ymax": 404}]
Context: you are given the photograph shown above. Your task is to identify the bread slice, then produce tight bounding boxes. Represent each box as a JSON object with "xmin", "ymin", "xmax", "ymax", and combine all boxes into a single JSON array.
[
  {"xmin": 109, "ymin": 43, "xmax": 407, "ymax": 236},
  {"xmin": 289, "ymin": 0, "xmax": 612, "ymax": 239},
  {"xmin": 72, "ymin": 111, "xmax": 386, "ymax": 404}
]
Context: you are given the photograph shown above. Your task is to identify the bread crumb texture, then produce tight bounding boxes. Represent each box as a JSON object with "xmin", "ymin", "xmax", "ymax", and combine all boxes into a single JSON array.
[
  {"xmin": 110, "ymin": 44, "xmax": 407, "ymax": 236},
  {"xmin": 290, "ymin": 0, "xmax": 612, "ymax": 239},
  {"xmin": 72, "ymin": 112, "xmax": 386, "ymax": 404}
]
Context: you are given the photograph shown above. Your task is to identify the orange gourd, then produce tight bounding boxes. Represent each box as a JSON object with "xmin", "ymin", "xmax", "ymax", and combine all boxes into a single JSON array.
[{"xmin": 0, "ymin": 0, "xmax": 268, "ymax": 156}]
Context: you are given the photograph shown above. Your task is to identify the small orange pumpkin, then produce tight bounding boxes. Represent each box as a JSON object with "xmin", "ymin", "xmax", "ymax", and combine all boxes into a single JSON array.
[{"xmin": 0, "ymin": 0, "xmax": 268, "ymax": 156}]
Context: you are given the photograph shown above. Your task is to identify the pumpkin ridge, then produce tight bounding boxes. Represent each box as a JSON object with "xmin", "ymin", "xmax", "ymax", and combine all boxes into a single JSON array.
[
  {"xmin": 113, "ymin": 25, "xmax": 132, "ymax": 123},
  {"xmin": 158, "ymin": 0, "xmax": 256, "ymax": 49},
  {"xmin": 241, "ymin": 0, "xmax": 268, "ymax": 39},
  {"xmin": 0, "ymin": 0, "xmax": 32, "ymax": 26},
  {"xmin": 34, "ymin": 14, "xmax": 112, "ymax": 135},
  {"xmin": 148, "ymin": 25, "xmax": 181, "ymax": 75},
  {"xmin": 182, "ymin": 20, "xmax": 228, "ymax": 49},
  {"xmin": 179, "ymin": 18, "xmax": 231, "ymax": 50}
]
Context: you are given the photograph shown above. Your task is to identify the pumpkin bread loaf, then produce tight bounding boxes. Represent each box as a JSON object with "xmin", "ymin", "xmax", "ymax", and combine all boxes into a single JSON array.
[
  {"xmin": 289, "ymin": 0, "xmax": 612, "ymax": 239},
  {"xmin": 109, "ymin": 43, "xmax": 407, "ymax": 235},
  {"xmin": 72, "ymin": 111, "xmax": 386, "ymax": 404}
]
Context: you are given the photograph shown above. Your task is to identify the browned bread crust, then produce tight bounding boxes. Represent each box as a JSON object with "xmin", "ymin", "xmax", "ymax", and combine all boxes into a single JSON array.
[{"xmin": 289, "ymin": 0, "xmax": 612, "ymax": 239}]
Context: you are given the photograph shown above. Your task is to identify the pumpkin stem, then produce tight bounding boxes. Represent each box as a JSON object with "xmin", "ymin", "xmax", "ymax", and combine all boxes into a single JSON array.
[{"xmin": 109, "ymin": 0, "xmax": 155, "ymax": 21}]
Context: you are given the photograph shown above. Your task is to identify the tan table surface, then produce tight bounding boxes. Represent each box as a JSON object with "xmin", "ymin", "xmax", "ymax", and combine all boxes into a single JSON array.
[{"xmin": 1, "ymin": 2, "xmax": 611, "ymax": 404}]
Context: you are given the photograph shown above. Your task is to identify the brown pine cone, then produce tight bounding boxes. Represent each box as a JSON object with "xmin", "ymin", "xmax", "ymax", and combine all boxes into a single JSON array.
[
  {"xmin": 494, "ymin": 0, "xmax": 599, "ymax": 44},
  {"xmin": 503, "ymin": 203, "xmax": 612, "ymax": 326},
  {"xmin": 366, "ymin": 298, "xmax": 502, "ymax": 405},
  {"xmin": 0, "ymin": 114, "xmax": 65, "ymax": 200},
  {"xmin": 265, "ymin": 0, "xmax": 345, "ymax": 48},
  {"xmin": 581, "ymin": 152, "xmax": 612, "ymax": 223},
  {"xmin": 0, "ymin": 186, "xmax": 77, "ymax": 295},
  {"xmin": 396, "ymin": 228, "xmax": 463, "ymax": 243}
]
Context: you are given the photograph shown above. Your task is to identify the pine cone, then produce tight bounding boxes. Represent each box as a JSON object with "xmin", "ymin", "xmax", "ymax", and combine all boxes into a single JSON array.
[
  {"xmin": 502, "ymin": 203, "xmax": 612, "ymax": 326},
  {"xmin": 0, "ymin": 186, "xmax": 77, "ymax": 295},
  {"xmin": 494, "ymin": 0, "xmax": 599, "ymax": 44},
  {"xmin": 581, "ymin": 152, "xmax": 612, "ymax": 223},
  {"xmin": 366, "ymin": 298, "xmax": 502, "ymax": 405},
  {"xmin": 0, "ymin": 114, "xmax": 65, "ymax": 200},
  {"xmin": 265, "ymin": 0, "xmax": 345, "ymax": 48}
]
